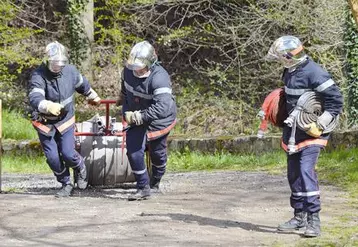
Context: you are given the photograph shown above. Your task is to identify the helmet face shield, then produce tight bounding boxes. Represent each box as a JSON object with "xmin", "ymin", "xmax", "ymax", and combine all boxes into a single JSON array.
[
  {"xmin": 266, "ymin": 36, "xmax": 306, "ymax": 68},
  {"xmin": 45, "ymin": 41, "xmax": 68, "ymax": 73},
  {"xmin": 126, "ymin": 41, "xmax": 158, "ymax": 71},
  {"xmin": 265, "ymin": 46, "xmax": 280, "ymax": 61},
  {"xmin": 48, "ymin": 60, "xmax": 67, "ymax": 73},
  {"xmin": 126, "ymin": 55, "xmax": 147, "ymax": 70}
]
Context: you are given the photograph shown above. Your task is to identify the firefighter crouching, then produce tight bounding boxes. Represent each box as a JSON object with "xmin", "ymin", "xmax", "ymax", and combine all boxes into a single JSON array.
[
  {"xmin": 266, "ymin": 36, "xmax": 343, "ymax": 237},
  {"xmin": 28, "ymin": 41, "xmax": 101, "ymax": 197},
  {"xmin": 120, "ymin": 41, "xmax": 177, "ymax": 201}
]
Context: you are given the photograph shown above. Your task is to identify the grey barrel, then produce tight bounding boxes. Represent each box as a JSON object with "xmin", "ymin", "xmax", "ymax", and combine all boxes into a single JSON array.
[{"xmin": 75, "ymin": 116, "xmax": 135, "ymax": 186}]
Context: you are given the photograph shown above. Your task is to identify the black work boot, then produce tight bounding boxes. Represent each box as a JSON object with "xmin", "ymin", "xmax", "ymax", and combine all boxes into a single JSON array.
[
  {"xmin": 304, "ymin": 212, "xmax": 321, "ymax": 237},
  {"xmin": 150, "ymin": 177, "xmax": 161, "ymax": 193},
  {"xmin": 128, "ymin": 185, "xmax": 151, "ymax": 201},
  {"xmin": 55, "ymin": 184, "xmax": 74, "ymax": 197},
  {"xmin": 74, "ymin": 166, "xmax": 88, "ymax": 190},
  {"xmin": 277, "ymin": 209, "xmax": 307, "ymax": 231}
]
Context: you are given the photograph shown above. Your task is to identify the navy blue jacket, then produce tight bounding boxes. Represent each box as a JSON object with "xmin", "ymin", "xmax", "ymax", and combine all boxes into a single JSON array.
[
  {"xmin": 29, "ymin": 63, "xmax": 92, "ymax": 136},
  {"xmin": 282, "ymin": 58, "xmax": 343, "ymax": 148},
  {"xmin": 121, "ymin": 64, "xmax": 177, "ymax": 140}
]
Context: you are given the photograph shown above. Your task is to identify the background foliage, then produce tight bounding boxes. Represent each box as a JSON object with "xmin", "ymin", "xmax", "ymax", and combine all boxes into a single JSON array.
[
  {"xmin": 93, "ymin": 0, "xmax": 348, "ymax": 135},
  {"xmin": 0, "ymin": 0, "xmax": 41, "ymax": 109},
  {"xmin": 345, "ymin": 6, "xmax": 358, "ymax": 127},
  {"xmin": 0, "ymin": 0, "xmax": 353, "ymax": 136},
  {"xmin": 67, "ymin": 0, "xmax": 90, "ymax": 66}
]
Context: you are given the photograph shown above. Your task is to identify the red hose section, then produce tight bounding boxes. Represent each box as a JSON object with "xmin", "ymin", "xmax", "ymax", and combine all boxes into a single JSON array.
[{"xmin": 259, "ymin": 88, "xmax": 285, "ymax": 132}]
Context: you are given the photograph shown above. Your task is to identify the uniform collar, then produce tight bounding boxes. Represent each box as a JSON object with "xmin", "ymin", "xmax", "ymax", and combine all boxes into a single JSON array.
[
  {"xmin": 287, "ymin": 57, "xmax": 310, "ymax": 73},
  {"xmin": 42, "ymin": 63, "xmax": 63, "ymax": 78}
]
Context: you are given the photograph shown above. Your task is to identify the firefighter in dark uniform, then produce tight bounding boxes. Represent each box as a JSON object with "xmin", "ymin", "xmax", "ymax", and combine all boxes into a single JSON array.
[
  {"xmin": 120, "ymin": 40, "xmax": 177, "ymax": 201},
  {"xmin": 266, "ymin": 36, "xmax": 343, "ymax": 237},
  {"xmin": 29, "ymin": 41, "xmax": 101, "ymax": 197}
]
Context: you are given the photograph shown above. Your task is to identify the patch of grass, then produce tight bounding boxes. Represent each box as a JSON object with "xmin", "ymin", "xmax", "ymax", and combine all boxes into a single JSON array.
[
  {"xmin": 2, "ymin": 152, "xmax": 49, "ymax": 174},
  {"xmin": 2, "ymin": 109, "xmax": 38, "ymax": 140},
  {"xmin": 168, "ymin": 148, "xmax": 358, "ymax": 196},
  {"xmin": 298, "ymin": 222, "xmax": 358, "ymax": 247},
  {"xmin": 317, "ymin": 148, "xmax": 358, "ymax": 197},
  {"xmin": 4, "ymin": 187, "xmax": 25, "ymax": 193},
  {"xmin": 168, "ymin": 150, "xmax": 287, "ymax": 174}
]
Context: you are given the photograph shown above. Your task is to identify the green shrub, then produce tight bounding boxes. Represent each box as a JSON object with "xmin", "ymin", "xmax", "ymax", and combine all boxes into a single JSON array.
[
  {"xmin": 0, "ymin": 0, "xmax": 41, "ymax": 109},
  {"xmin": 2, "ymin": 109, "xmax": 37, "ymax": 140}
]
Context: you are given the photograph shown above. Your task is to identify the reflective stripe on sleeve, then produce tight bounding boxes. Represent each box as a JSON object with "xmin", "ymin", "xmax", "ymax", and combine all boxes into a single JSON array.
[
  {"xmin": 314, "ymin": 79, "xmax": 335, "ymax": 92},
  {"xmin": 284, "ymin": 86, "xmax": 310, "ymax": 96},
  {"xmin": 75, "ymin": 75, "xmax": 84, "ymax": 88},
  {"xmin": 29, "ymin": 88, "xmax": 45, "ymax": 96},
  {"xmin": 153, "ymin": 87, "xmax": 172, "ymax": 95}
]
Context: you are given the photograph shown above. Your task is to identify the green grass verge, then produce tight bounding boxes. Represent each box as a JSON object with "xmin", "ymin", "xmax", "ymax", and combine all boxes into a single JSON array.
[
  {"xmin": 2, "ymin": 152, "xmax": 48, "ymax": 174},
  {"xmin": 317, "ymin": 148, "xmax": 358, "ymax": 198},
  {"xmin": 2, "ymin": 109, "xmax": 38, "ymax": 140},
  {"xmin": 168, "ymin": 148, "xmax": 358, "ymax": 196},
  {"xmin": 168, "ymin": 150, "xmax": 287, "ymax": 174}
]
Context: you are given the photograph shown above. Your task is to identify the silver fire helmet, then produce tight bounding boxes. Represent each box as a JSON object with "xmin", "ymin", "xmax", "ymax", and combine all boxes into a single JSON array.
[
  {"xmin": 126, "ymin": 41, "xmax": 158, "ymax": 70},
  {"xmin": 45, "ymin": 41, "xmax": 68, "ymax": 73},
  {"xmin": 266, "ymin": 36, "xmax": 307, "ymax": 68}
]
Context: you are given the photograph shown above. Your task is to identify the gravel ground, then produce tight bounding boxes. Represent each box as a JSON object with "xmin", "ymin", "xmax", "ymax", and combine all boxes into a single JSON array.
[{"xmin": 0, "ymin": 171, "xmax": 354, "ymax": 247}]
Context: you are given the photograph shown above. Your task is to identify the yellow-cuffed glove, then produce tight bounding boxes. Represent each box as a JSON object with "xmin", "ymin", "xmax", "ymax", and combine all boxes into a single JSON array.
[
  {"xmin": 124, "ymin": 111, "xmax": 143, "ymax": 125},
  {"xmin": 86, "ymin": 88, "xmax": 101, "ymax": 106},
  {"xmin": 124, "ymin": 111, "xmax": 134, "ymax": 124},
  {"xmin": 46, "ymin": 102, "xmax": 63, "ymax": 116},
  {"xmin": 304, "ymin": 122, "xmax": 322, "ymax": 138},
  {"xmin": 88, "ymin": 96, "xmax": 101, "ymax": 106}
]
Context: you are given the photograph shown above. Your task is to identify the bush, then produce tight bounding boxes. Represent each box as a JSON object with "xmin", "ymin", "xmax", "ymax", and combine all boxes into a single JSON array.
[
  {"xmin": 2, "ymin": 110, "xmax": 37, "ymax": 140},
  {"xmin": 0, "ymin": 1, "xmax": 42, "ymax": 109}
]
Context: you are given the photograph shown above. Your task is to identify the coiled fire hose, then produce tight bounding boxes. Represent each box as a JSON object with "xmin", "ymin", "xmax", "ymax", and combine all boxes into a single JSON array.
[
  {"xmin": 284, "ymin": 91, "xmax": 339, "ymax": 154},
  {"xmin": 257, "ymin": 90, "xmax": 338, "ymax": 154},
  {"xmin": 257, "ymin": 88, "xmax": 287, "ymax": 138}
]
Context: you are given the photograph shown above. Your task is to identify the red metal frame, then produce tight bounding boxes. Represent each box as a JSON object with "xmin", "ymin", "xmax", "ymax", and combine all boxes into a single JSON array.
[{"xmin": 75, "ymin": 99, "xmax": 126, "ymax": 136}]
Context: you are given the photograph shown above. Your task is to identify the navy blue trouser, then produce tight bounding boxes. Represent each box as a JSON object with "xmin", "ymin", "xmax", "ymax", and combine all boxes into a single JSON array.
[
  {"xmin": 126, "ymin": 125, "xmax": 169, "ymax": 189},
  {"xmin": 287, "ymin": 146, "xmax": 321, "ymax": 213},
  {"xmin": 38, "ymin": 126, "xmax": 84, "ymax": 185}
]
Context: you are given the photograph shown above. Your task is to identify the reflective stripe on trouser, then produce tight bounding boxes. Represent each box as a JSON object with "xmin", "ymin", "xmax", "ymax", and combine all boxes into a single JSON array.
[
  {"xmin": 38, "ymin": 126, "xmax": 84, "ymax": 184},
  {"xmin": 287, "ymin": 146, "xmax": 321, "ymax": 213},
  {"xmin": 148, "ymin": 133, "xmax": 169, "ymax": 181},
  {"xmin": 126, "ymin": 125, "xmax": 149, "ymax": 189}
]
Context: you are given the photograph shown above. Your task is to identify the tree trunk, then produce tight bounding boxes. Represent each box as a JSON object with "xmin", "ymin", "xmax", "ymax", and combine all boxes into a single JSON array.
[
  {"xmin": 81, "ymin": 0, "xmax": 94, "ymax": 82},
  {"xmin": 349, "ymin": 0, "xmax": 358, "ymax": 27}
]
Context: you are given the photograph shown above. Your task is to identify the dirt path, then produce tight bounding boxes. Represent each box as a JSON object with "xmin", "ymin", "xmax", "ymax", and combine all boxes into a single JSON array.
[{"xmin": 0, "ymin": 171, "xmax": 352, "ymax": 246}]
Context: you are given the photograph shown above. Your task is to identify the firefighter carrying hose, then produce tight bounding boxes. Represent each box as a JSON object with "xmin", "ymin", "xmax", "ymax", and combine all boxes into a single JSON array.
[
  {"xmin": 119, "ymin": 40, "xmax": 177, "ymax": 201},
  {"xmin": 266, "ymin": 36, "xmax": 343, "ymax": 237},
  {"xmin": 28, "ymin": 41, "xmax": 101, "ymax": 197}
]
